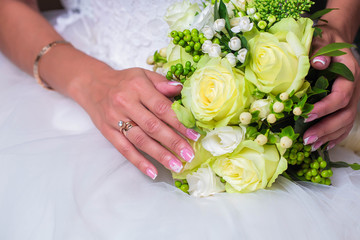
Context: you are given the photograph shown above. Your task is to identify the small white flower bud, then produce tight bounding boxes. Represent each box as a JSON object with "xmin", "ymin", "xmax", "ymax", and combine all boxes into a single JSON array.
[
  {"xmin": 237, "ymin": 48, "xmax": 248, "ymax": 63},
  {"xmin": 253, "ymin": 13, "xmax": 261, "ymax": 21},
  {"xmin": 293, "ymin": 107, "xmax": 302, "ymax": 116},
  {"xmin": 279, "ymin": 92, "xmax": 289, "ymax": 101},
  {"xmin": 273, "ymin": 102, "xmax": 285, "ymax": 113},
  {"xmin": 246, "ymin": 8, "xmax": 256, "ymax": 15},
  {"xmin": 228, "ymin": 37, "xmax": 242, "ymax": 51},
  {"xmin": 255, "ymin": 134, "xmax": 268, "ymax": 145},
  {"xmin": 208, "ymin": 44, "xmax": 222, "ymax": 58},
  {"xmin": 225, "ymin": 53, "xmax": 237, "ymax": 67},
  {"xmin": 202, "ymin": 25, "xmax": 215, "ymax": 40},
  {"xmin": 240, "ymin": 112, "xmax": 252, "ymax": 125},
  {"xmin": 202, "ymin": 40, "xmax": 213, "ymax": 53},
  {"xmin": 146, "ymin": 55, "xmax": 155, "ymax": 65},
  {"xmin": 280, "ymin": 136, "xmax": 293, "ymax": 149},
  {"xmin": 159, "ymin": 47, "xmax": 167, "ymax": 58},
  {"xmin": 267, "ymin": 114, "xmax": 277, "ymax": 124},
  {"xmin": 213, "ymin": 19, "xmax": 226, "ymax": 32}
]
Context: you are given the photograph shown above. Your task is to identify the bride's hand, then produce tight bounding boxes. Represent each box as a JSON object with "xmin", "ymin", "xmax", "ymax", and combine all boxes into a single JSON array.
[
  {"xmin": 76, "ymin": 67, "xmax": 200, "ymax": 179},
  {"xmin": 303, "ymin": 25, "xmax": 360, "ymax": 151}
]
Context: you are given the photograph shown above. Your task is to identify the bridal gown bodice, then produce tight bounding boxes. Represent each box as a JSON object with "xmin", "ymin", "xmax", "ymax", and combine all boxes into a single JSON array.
[
  {"xmin": 0, "ymin": 1, "xmax": 359, "ymax": 240},
  {"xmin": 57, "ymin": 0, "xmax": 176, "ymax": 69}
]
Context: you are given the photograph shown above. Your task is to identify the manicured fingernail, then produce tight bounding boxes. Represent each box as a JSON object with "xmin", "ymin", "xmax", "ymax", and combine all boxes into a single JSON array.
[
  {"xmin": 180, "ymin": 148, "xmax": 194, "ymax": 162},
  {"xmin": 311, "ymin": 141, "xmax": 323, "ymax": 152},
  {"xmin": 326, "ymin": 143, "xmax": 336, "ymax": 151},
  {"xmin": 304, "ymin": 135, "xmax": 318, "ymax": 145},
  {"xmin": 146, "ymin": 168, "xmax": 157, "ymax": 180},
  {"xmin": 169, "ymin": 159, "xmax": 183, "ymax": 173},
  {"xmin": 304, "ymin": 114, "xmax": 318, "ymax": 123},
  {"xmin": 168, "ymin": 81, "xmax": 183, "ymax": 86},
  {"xmin": 312, "ymin": 56, "xmax": 327, "ymax": 66},
  {"xmin": 186, "ymin": 129, "xmax": 201, "ymax": 141}
]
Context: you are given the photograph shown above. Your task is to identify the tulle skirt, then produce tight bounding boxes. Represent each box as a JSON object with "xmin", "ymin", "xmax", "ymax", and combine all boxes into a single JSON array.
[{"xmin": 0, "ymin": 11, "xmax": 359, "ymax": 240}]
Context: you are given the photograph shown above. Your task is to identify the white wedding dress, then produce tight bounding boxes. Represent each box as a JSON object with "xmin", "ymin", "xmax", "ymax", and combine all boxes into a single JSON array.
[{"xmin": 0, "ymin": 1, "xmax": 360, "ymax": 239}]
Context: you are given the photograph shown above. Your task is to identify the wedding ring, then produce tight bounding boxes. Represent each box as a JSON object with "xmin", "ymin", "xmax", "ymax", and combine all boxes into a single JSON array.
[{"xmin": 118, "ymin": 120, "xmax": 138, "ymax": 136}]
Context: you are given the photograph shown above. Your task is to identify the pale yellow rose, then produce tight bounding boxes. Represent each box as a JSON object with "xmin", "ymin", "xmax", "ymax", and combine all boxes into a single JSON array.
[
  {"xmin": 182, "ymin": 57, "xmax": 251, "ymax": 130},
  {"xmin": 211, "ymin": 140, "xmax": 287, "ymax": 193},
  {"xmin": 164, "ymin": 1, "xmax": 200, "ymax": 31},
  {"xmin": 245, "ymin": 18, "xmax": 314, "ymax": 95}
]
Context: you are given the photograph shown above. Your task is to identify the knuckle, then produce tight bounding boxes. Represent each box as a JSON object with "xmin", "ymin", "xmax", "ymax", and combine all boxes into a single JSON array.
[
  {"xmin": 144, "ymin": 118, "xmax": 161, "ymax": 134},
  {"xmin": 116, "ymin": 142, "xmax": 132, "ymax": 157},
  {"xmin": 169, "ymin": 137, "xmax": 185, "ymax": 153},
  {"xmin": 112, "ymin": 92, "xmax": 128, "ymax": 108},
  {"xmin": 132, "ymin": 133, "xmax": 147, "ymax": 148},
  {"xmin": 153, "ymin": 100, "xmax": 171, "ymax": 116},
  {"xmin": 158, "ymin": 151, "xmax": 172, "ymax": 165}
]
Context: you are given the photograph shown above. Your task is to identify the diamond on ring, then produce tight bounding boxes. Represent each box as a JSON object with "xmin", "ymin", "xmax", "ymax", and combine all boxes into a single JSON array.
[{"xmin": 118, "ymin": 120, "xmax": 124, "ymax": 128}]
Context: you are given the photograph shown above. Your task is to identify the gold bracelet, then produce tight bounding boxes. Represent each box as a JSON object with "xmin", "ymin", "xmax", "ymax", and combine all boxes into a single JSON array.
[{"xmin": 33, "ymin": 40, "xmax": 72, "ymax": 90}]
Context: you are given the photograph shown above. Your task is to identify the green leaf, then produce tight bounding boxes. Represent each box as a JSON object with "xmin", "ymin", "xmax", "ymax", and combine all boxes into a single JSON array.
[
  {"xmin": 327, "ymin": 62, "xmax": 355, "ymax": 82},
  {"xmin": 219, "ymin": 0, "xmax": 233, "ymax": 37},
  {"xmin": 315, "ymin": 76, "xmax": 329, "ymax": 89},
  {"xmin": 302, "ymin": 103, "xmax": 314, "ymax": 115},
  {"xmin": 214, "ymin": 0, "xmax": 219, "ymax": 20},
  {"xmin": 310, "ymin": 8, "xmax": 338, "ymax": 20},
  {"xmin": 330, "ymin": 161, "xmax": 360, "ymax": 170},
  {"xmin": 283, "ymin": 99, "xmax": 293, "ymax": 112},
  {"xmin": 313, "ymin": 27, "xmax": 323, "ymax": 38},
  {"xmin": 311, "ymin": 42, "xmax": 355, "ymax": 60}
]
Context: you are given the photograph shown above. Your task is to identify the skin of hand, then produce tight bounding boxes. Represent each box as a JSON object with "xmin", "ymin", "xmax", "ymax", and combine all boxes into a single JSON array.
[
  {"xmin": 303, "ymin": 0, "xmax": 360, "ymax": 151},
  {"xmin": 0, "ymin": 0, "xmax": 200, "ymax": 180}
]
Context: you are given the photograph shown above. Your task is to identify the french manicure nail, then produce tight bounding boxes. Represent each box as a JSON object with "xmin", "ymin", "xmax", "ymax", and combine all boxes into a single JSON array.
[
  {"xmin": 186, "ymin": 129, "xmax": 201, "ymax": 141},
  {"xmin": 304, "ymin": 114, "xmax": 318, "ymax": 123},
  {"xmin": 169, "ymin": 159, "xmax": 183, "ymax": 173},
  {"xmin": 311, "ymin": 141, "xmax": 323, "ymax": 152},
  {"xmin": 168, "ymin": 81, "xmax": 183, "ymax": 86},
  {"xmin": 312, "ymin": 56, "xmax": 327, "ymax": 66},
  {"xmin": 146, "ymin": 168, "xmax": 157, "ymax": 180},
  {"xmin": 304, "ymin": 135, "xmax": 318, "ymax": 145},
  {"xmin": 326, "ymin": 143, "xmax": 336, "ymax": 151},
  {"xmin": 180, "ymin": 148, "xmax": 194, "ymax": 162}
]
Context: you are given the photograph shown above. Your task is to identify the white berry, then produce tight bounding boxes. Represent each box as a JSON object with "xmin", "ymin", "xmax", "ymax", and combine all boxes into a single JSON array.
[
  {"xmin": 273, "ymin": 102, "xmax": 285, "ymax": 113},
  {"xmin": 255, "ymin": 134, "xmax": 268, "ymax": 145},
  {"xmin": 280, "ymin": 136, "xmax": 293, "ymax": 149},
  {"xmin": 146, "ymin": 55, "xmax": 155, "ymax": 65},
  {"xmin": 267, "ymin": 114, "xmax": 277, "ymax": 124},
  {"xmin": 159, "ymin": 47, "xmax": 167, "ymax": 58},
  {"xmin": 240, "ymin": 112, "xmax": 252, "ymax": 125},
  {"xmin": 279, "ymin": 92, "xmax": 289, "ymax": 101},
  {"xmin": 293, "ymin": 107, "xmax": 302, "ymax": 116}
]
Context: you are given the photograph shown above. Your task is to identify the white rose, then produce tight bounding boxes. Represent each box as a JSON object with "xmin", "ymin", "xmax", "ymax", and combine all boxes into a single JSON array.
[
  {"xmin": 202, "ymin": 126, "xmax": 246, "ymax": 156},
  {"xmin": 228, "ymin": 37, "xmax": 242, "ymax": 51},
  {"xmin": 213, "ymin": 19, "xmax": 226, "ymax": 32},
  {"xmin": 186, "ymin": 165, "xmax": 225, "ymax": 197},
  {"xmin": 208, "ymin": 44, "xmax": 221, "ymax": 58},
  {"xmin": 201, "ymin": 40, "xmax": 213, "ymax": 54},
  {"xmin": 250, "ymin": 99, "xmax": 271, "ymax": 119},
  {"xmin": 231, "ymin": 16, "xmax": 254, "ymax": 33},
  {"xmin": 164, "ymin": 1, "xmax": 201, "ymax": 31},
  {"xmin": 202, "ymin": 25, "xmax": 215, "ymax": 39},
  {"xmin": 225, "ymin": 53, "xmax": 237, "ymax": 67},
  {"xmin": 191, "ymin": 5, "xmax": 214, "ymax": 30},
  {"xmin": 225, "ymin": 3, "xmax": 235, "ymax": 18},
  {"xmin": 237, "ymin": 48, "xmax": 248, "ymax": 63}
]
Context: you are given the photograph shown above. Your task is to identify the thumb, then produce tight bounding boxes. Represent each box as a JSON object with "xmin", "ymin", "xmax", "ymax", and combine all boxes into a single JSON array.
[
  {"xmin": 310, "ymin": 36, "xmax": 331, "ymax": 70},
  {"xmin": 144, "ymin": 70, "xmax": 183, "ymax": 98}
]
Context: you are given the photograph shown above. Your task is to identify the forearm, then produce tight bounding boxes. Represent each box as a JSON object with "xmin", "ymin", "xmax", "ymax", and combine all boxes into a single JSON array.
[
  {"xmin": 322, "ymin": 0, "xmax": 360, "ymax": 43},
  {"xmin": 0, "ymin": 0, "xmax": 112, "ymax": 100}
]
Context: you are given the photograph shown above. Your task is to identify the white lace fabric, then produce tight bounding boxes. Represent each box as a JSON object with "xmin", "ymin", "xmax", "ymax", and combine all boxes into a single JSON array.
[{"xmin": 57, "ymin": 0, "xmax": 174, "ymax": 70}]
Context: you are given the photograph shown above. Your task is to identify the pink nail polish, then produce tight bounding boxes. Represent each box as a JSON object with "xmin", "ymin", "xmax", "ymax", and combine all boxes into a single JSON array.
[
  {"xmin": 311, "ymin": 141, "xmax": 323, "ymax": 152},
  {"xmin": 326, "ymin": 143, "xmax": 336, "ymax": 151},
  {"xmin": 304, "ymin": 114, "xmax": 318, "ymax": 123},
  {"xmin": 168, "ymin": 81, "xmax": 183, "ymax": 86},
  {"xmin": 312, "ymin": 56, "xmax": 327, "ymax": 66},
  {"xmin": 146, "ymin": 168, "xmax": 157, "ymax": 180},
  {"xmin": 169, "ymin": 159, "xmax": 183, "ymax": 173},
  {"xmin": 180, "ymin": 148, "xmax": 194, "ymax": 162},
  {"xmin": 304, "ymin": 135, "xmax": 318, "ymax": 145},
  {"xmin": 186, "ymin": 129, "xmax": 201, "ymax": 141}
]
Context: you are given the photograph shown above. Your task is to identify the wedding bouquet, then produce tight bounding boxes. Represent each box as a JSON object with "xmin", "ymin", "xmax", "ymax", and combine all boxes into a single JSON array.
[{"xmin": 148, "ymin": 0, "xmax": 359, "ymax": 197}]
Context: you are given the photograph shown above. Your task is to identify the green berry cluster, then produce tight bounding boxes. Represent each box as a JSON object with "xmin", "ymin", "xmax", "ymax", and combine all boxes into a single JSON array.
[
  {"xmin": 166, "ymin": 61, "xmax": 196, "ymax": 83},
  {"xmin": 297, "ymin": 156, "xmax": 333, "ymax": 185},
  {"xmin": 254, "ymin": 0, "xmax": 314, "ymax": 25},
  {"xmin": 175, "ymin": 179, "xmax": 189, "ymax": 194},
  {"xmin": 171, "ymin": 29, "xmax": 206, "ymax": 63},
  {"xmin": 283, "ymin": 140, "xmax": 311, "ymax": 166}
]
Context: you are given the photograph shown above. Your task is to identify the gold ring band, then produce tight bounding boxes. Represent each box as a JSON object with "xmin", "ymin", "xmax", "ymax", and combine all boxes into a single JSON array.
[{"xmin": 118, "ymin": 120, "xmax": 138, "ymax": 136}]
